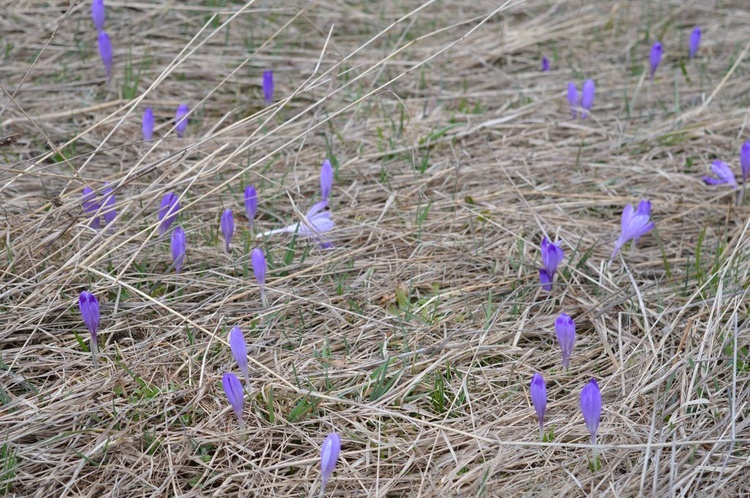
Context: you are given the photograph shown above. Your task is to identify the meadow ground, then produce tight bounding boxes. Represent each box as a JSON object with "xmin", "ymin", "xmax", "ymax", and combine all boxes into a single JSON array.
[{"xmin": 1, "ymin": 0, "xmax": 750, "ymax": 496}]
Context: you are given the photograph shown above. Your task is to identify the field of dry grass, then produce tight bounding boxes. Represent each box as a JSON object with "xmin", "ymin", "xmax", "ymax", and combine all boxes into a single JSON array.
[{"xmin": 1, "ymin": 0, "xmax": 750, "ymax": 496}]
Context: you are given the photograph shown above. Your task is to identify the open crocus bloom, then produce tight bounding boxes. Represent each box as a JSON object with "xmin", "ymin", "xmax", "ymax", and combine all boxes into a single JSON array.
[
  {"xmin": 258, "ymin": 201, "xmax": 334, "ymax": 247},
  {"xmin": 611, "ymin": 200, "xmax": 654, "ymax": 261}
]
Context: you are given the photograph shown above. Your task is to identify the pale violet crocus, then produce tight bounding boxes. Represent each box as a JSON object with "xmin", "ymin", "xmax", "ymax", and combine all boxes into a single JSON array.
[
  {"xmin": 82, "ymin": 186, "xmax": 101, "ymax": 230},
  {"xmin": 320, "ymin": 159, "xmax": 333, "ymax": 202},
  {"xmin": 98, "ymin": 30, "xmax": 113, "ymax": 80},
  {"xmin": 158, "ymin": 193, "xmax": 180, "ymax": 235},
  {"xmin": 91, "ymin": 0, "xmax": 105, "ymax": 32},
  {"xmin": 689, "ymin": 27, "xmax": 701, "ymax": 59},
  {"xmin": 221, "ymin": 372, "xmax": 245, "ymax": 430},
  {"xmin": 555, "ymin": 313, "xmax": 576, "ymax": 370},
  {"xmin": 258, "ymin": 201, "xmax": 334, "ymax": 247},
  {"xmin": 220, "ymin": 209, "xmax": 234, "ymax": 253},
  {"xmin": 567, "ymin": 82, "xmax": 578, "ymax": 119},
  {"xmin": 229, "ymin": 326, "xmax": 250, "ymax": 390},
  {"xmin": 530, "ymin": 373, "xmax": 547, "ymax": 440},
  {"xmin": 244, "ymin": 185, "xmax": 258, "ymax": 231},
  {"xmin": 142, "ymin": 108, "xmax": 154, "ymax": 141},
  {"xmin": 611, "ymin": 200, "xmax": 655, "ymax": 261},
  {"xmin": 252, "ymin": 247, "xmax": 268, "ymax": 308},
  {"xmin": 171, "ymin": 226, "xmax": 186, "ymax": 273},
  {"xmin": 263, "ymin": 70, "xmax": 274, "ymax": 105},
  {"xmin": 320, "ymin": 433, "xmax": 341, "ymax": 497},
  {"xmin": 703, "ymin": 160, "xmax": 737, "ymax": 188},
  {"xmin": 539, "ymin": 237, "xmax": 564, "ymax": 291},
  {"xmin": 175, "ymin": 104, "xmax": 189, "ymax": 137},
  {"xmin": 650, "ymin": 41, "xmax": 663, "ymax": 78},
  {"xmin": 741, "ymin": 142, "xmax": 750, "ymax": 186},
  {"xmin": 580, "ymin": 379, "xmax": 602, "ymax": 446},
  {"xmin": 581, "ymin": 79, "xmax": 595, "ymax": 119},
  {"xmin": 79, "ymin": 291, "xmax": 101, "ymax": 366}
]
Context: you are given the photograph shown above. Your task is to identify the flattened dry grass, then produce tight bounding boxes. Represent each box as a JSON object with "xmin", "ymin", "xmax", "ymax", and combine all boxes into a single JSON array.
[{"xmin": 1, "ymin": 0, "xmax": 750, "ymax": 496}]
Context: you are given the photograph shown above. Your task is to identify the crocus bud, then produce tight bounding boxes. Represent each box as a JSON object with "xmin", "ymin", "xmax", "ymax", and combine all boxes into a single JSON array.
[
  {"xmin": 689, "ymin": 26, "xmax": 701, "ymax": 59},
  {"xmin": 220, "ymin": 208, "xmax": 234, "ymax": 253},
  {"xmin": 320, "ymin": 159, "xmax": 333, "ymax": 202},
  {"xmin": 101, "ymin": 183, "xmax": 116, "ymax": 230},
  {"xmin": 171, "ymin": 226, "xmax": 186, "ymax": 273},
  {"xmin": 221, "ymin": 372, "xmax": 245, "ymax": 429},
  {"xmin": 567, "ymin": 82, "xmax": 578, "ymax": 119},
  {"xmin": 263, "ymin": 70, "xmax": 274, "ymax": 104},
  {"xmin": 539, "ymin": 237, "xmax": 564, "ymax": 291},
  {"xmin": 555, "ymin": 313, "xmax": 576, "ymax": 370},
  {"xmin": 79, "ymin": 291, "xmax": 101, "ymax": 366},
  {"xmin": 703, "ymin": 160, "xmax": 737, "ymax": 188},
  {"xmin": 541, "ymin": 56, "xmax": 549, "ymax": 71},
  {"xmin": 91, "ymin": 0, "xmax": 105, "ymax": 32},
  {"xmin": 251, "ymin": 247, "xmax": 268, "ymax": 308},
  {"xmin": 580, "ymin": 379, "xmax": 602, "ymax": 445},
  {"xmin": 158, "ymin": 192, "xmax": 180, "ymax": 235},
  {"xmin": 244, "ymin": 185, "xmax": 258, "ymax": 230},
  {"xmin": 98, "ymin": 30, "xmax": 112, "ymax": 80},
  {"xmin": 611, "ymin": 200, "xmax": 655, "ymax": 260},
  {"xmin": 530, "ymin": 373, "xmax": 547, "ymax": 439},
  {"xmin": 142, "ymin": 108, "xmax": 154, "ymax": 141},
  {"xmin": 82, "ymin": 186, "xmax": 101, "ymax": 230},
  {"xmin": 229, "ymin": 326, "xmax": 250, "ymax": 389},
  {"xmin": 741, "ymin": 141, "xmax": 750, "ymax": 185},
  {"xmin": 320, "ymin": 433, "xmax": 341, "ymax": 494},
  {"xmin": 649, "ymin": 41, "xmax": 662, "ymax": 78},
  {"xmin": 175, "ymin": 104, "xmax": 189, "ymax": 138},
  {"xmin": 580, "ymin": 79, "xmax": 595, "ymax": 118}
]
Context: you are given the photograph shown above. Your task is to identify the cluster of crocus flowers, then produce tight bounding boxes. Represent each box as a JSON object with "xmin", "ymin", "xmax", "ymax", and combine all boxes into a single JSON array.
[
  {"xmin": 649, "ymin": 41, "xmax": 663, "ymax": 78},
  {"xmin": 78, "ymin": 291, "xmax": 101, "ymax": 366},
  {"xmin": 142, "ymin": 108, "xmax": 154, "ymax": 141},
  {"xmin": 567, "ymin": 80, "xmax": 595, "ymax": 119},
  {"xmin": 158, "ymin": 192, "xmax": 180, "ymax": 235},
  {"xmin": 689, "ymin": 27, "xmax": 701, "ymax": 59},
  {"xmin": 263, "ymin": 70, "xmax": 274, "ymax": 105},
  {"xmin": 221, "ymin": 209, "xmax": 234, "ymax": 253},
  {"xmin": 529, "ymin": 373, "xmax": 546, "ymax": 440},
  {"xmin": 320, "ymin": 433, "xmax": 341, "ymax": 497},
  {"xmin": 175, "ymin": 104, "xmax": 189, "ymax": 137},
  {"xmin": 555, "ymin": 313, "xmax": 576, "ymax": 370},
  {"xmin": 252, "ymin": 247, "xmax": 269, "ymax": 308},
  {"xmin": 610, "ymin": 199, "xmax": 655, "ymax": 261},
  {"xmin": 221, "ymin": 372, "xmax": 245, "ymax": 431},
  {"xmin": 539, "ymin": 237, "xmax": 563, "ymax": 291}
]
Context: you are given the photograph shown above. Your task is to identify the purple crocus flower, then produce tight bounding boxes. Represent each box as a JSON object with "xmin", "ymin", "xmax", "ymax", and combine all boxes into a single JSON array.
[
  {"xmin": 263, "ymin": 70, "xmax": 274, "ymax": 104},
  {"xmin": 228, "ymin": 326, "xmax": 250, "ymax": 389},
  {"xmin": 555, "ymin": 313, "xmax": 576, "ymax": 370},
  {"xmin": 98, "ymin": 30, "xmax": 113, "ymax": 80},
  {"xmin": 741, "ymin": 141, "xmax": 750, "ymax": 185},
  {"xmin": 221, "ymin": 372, "xmax": 245, "ymax": 429},
  {"xmin": 530, "ymin": 373, "xmax": 547, "ymax": 439},
  {"xmin": 703, "ymin": 160, "xmax": 737, "ymax": 188},
  {"xmin": 320, "ymin": 159, "xmax": 333, "ymax": 202},
  {"xmin": 258, "ymin": 201, "xmax": 334, "ymax": 247},
  {"xmin": 142, "ymin": 107, "xmax": 154, "ymax": 141},
  {"xmin": 539, "ymin": 237, "xmax": 564, "ymax": 291},
  {"xmin": 580, "ymin": 378, "xmax": 602, "ymax": 445},
  {"xmin": 251, "ymin": 247, "xmax": 268, "ymax": 308},
  {"xmin": 158, "ymin": 192, "xmax": 180, "ymax": 235},
  {"xmin": 581, "ymin": 79, "xmax": 595, "ymax": 119},
  {"xmin": 101, "ymin": 183, "xmax": 116, "ymax": 230},
  {"xmin": 567, "ymin": 82, "xmax": 578, "ymax": 119},
  {"xmin": 320, "ymin": 433, "xmax": 341, "ymax": 494},
  {"xmin": 650, "ymin": 41, "xmax": 663, "ymax": 78},
  {"xmin": 78, "ymin": 291, "xmax": 101, "ymax": 366},
  {"xmin": 171, "ymin": 226, "xmax": 186, "ymax": 273},
  {"xmin": 175, "ymin": 104, "xmax": 189, "ymax": 138},
  {"xmin": 220, "ymin": 209, "xmax": 234, "ymax": 253},
  {"xmin": 91, "ymin": 0, "xmax": 105, "ymax": 32},
  {"xmin": 244, "ymin": 185, "xmax": 258, "ymax": 230},
  {"xmin": 689, "ymin": 26, "xmax": 701, "ymax": 59},
  {"xmin": 541, "ymin": 56, "xmax": 549, "ymax": 71},
  {"xmin": 611, "ymin": 200, "xmax": 655, "ymax": 260},
  {"xmin": 82, "ymin": 186, "xmax": 101, "ymax": 230}
]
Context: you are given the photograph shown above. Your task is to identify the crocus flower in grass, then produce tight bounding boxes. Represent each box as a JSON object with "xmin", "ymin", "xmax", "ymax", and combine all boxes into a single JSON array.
[
  {"xmin": 581, "ymin": 79, "xmax": 595, "ymax": 119},
  {"xmin": 79, "ymin": 291, "xmax": 101, "ymax": 367},
  {"xmin": 220, "ymin": 208, "xmax": 234, "ymax": 253},
  {"xmin": 158, "ymin": 192, "xmax": 180, "ymax": 235},
  {"xmin": 689, "ymin": 27, "xmax": 701, "ymax": 59},
  {"xmin": 91, "ymin": 0, "xmax": 105, "ymax": 32},
  {"xmin": 171, "ymin": 226, "xmax": 186, "ymax": 273},
  {"xmin": 530, "ymin": 373, "xmax": 547, "ymax": 439},
  {"xmin": 221, "ymin": 372, "xmax": 245, "ymax": 430},
  {"xmin": 320, "ymin": 159, "xmax": 333, "ymax": 202},
  {"xmin": 580, "ymin": 379, "xmax": 602, "ymax": 445},
  {"xmin": 567, "ymin": 82, "xmax": 578, "ymax": 119},
  {"xmin": 142, "ymin": 108, "xmax": 154, "ymax": 141},
  {"xmin": 539, "ymin": 237, "xmax": 563, "ymax": 291},
  {"xmin": 258, "ymin": 201, "xmax": 334, "ymax": 248},
  {"xmin": 741, "ymin": 142, "xmax": 750, "ymax": 186},
  {"xmin": 175, "ymin": 104, "xmax": 189, "ymax": 138},
  {"xmin": 101, "ymin": 183, "xmax": 116, "ymax": 230},
  {"xmin": 555, "ymin": 313, "xmax": 576, "ymax": 370},
  {"xmin": 611, "ymin": 200, "xmax": 655, "ymax": 261},
  {"xmin": 244, "ymin": 185, "xmax": 258, "ymax": 230},
  {"xmin": 82, "ymin": 186, "xmax": 101, "ymax": 230},
  {"xmin": 98, "ymin": 30, "xmax": 112, "ymax": 80},
  {"xmin": 229, "ymin": 326, "xmax": 250, "ymax": 389},
  {"xmin": 541, "ymin": 56, "xmax": 549, "ymax": 71},
  {"xmin": 320, "ymin": 433, "xmax": 341, "ymax": 497},
  {"xmin": 650, "ymin": 41, "xmax": 663, "ymax": 78},
  {"xmin": 252, "ymin": 247, "xmax": 269, "ymax": 308},
  {"xmin": 263, "ymin": 70, "xmax": 274, "ymax": 105},
  {"xmin": 703, "ymin": 160, "xmax": 737, "ymax": 188}
]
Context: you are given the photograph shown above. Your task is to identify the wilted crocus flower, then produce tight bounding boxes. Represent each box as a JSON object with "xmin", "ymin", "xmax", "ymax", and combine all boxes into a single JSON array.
[
  {"xmin": 689, "ymin": 26, "xmax": 701, "ymax": 59},
  {"xmin": 263, "ymin": 70, "xmax": 274, "ymax": 104},
  {"xmin": 98, "ymin": 30, "xmax": 113, "ymax": 80},
  {"xmin": 220, "ymin": 209, "xmax": 234, "ymax": 253},
  {"xmin": 251, "ymin": 247, "xmax": 268, "ymax": 308},
  {"xmin": 649, "ymin": 41, "xmax": 663, "ymax": 78},
  {"xmin": 555, "ymin": 313, "xmax": 576, "ymax": 370},
  {"xmin": 244, "ymin": 185, "xmax": 258, "ymax": 230},
  {"xmin": 101, "ymin": 183, "xmax": 116, "ymax": 230},
  {"xmin": 171, "ymin": 226, "xmax": 186, "ymax": 273},
  {"xmin": 741, "ymin": 142, "xmax": 750, "ymax": 186},
  {"xmin": 158, "ymin": 192, "xmax": 180, "ymax": 235},
  {"xmin": 228, "ymin": 326, "xmax": 250, "ymax": 390},
  {"xmin": 703, "ymin": 160, "xmax": 737, "ymax": 188},
  {"xmin": 580, "ymin": 379, "xmax": 602, "ymax": 445},
  {"xmin": 258, "ymin": 201, "xmax": 334, "ymax": 247},
  {"xmin": 320, "ymin": 159, "xmax": 333, "ymax": 202},
  {"xmin": 91, "ymin": 0, "xmax": 105, "ymax": 32},
  {"xmin": 541, "ymin": 56, "xmax": 549, "ymax": 71},
  {"xmin": 567, "ymin": 82, "xmax": 578, "ymax": 119},
  {"xmin": 78, "ymin": 291, "xmax": 101, "ymax": 366},
  {"xmin": 142, "ymin": 108, "xmax": 154, "ymax": 141},
  {"xmin": 539, "ymin": 237, "xmax": 564, "ymax": 291},
  {"xmin": 221, "ymin": 372, "xmax": 245, "ymax": 430},
  {"xmin": 581, "ymin": 79, "xmax": 595, "ymax": 119},
  {"xmin": 175, "ymin": 104, "xmax": 189, "ymax": 138},
  {"xmin": 82, "ymin": 186, "xmax": 101, "ymax": 230},
  {"xmin": 611, "ymin": 200, "xmax": 655, "ymax": 261},
  {"xmin": 530, "ymin": 373, "xmax": 547, "ymax": 439},
  {"xmin": 320, "ymin": 433, "xmax": 341, "ymax": 495}
]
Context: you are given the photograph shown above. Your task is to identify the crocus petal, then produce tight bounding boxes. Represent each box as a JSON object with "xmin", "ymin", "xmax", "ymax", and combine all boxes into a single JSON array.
[
  {"xmin": 222, "ymin": 372, "xmax": 244, "ymax": 419},
  {"xmin": 228, "ymin": 326, "xmax": 249, "ymax": 381},
  {"xmin": 263, "ymin": 70, "xmax": 274, "ymax": 104},
  {"xmin": 555, "ymin": 313, "xmax": 576, "ymax": 369},
  {"xmin": 580, "ymin": 379, "xmax": 602, "ymax": 445},
  {"xmin": 567, "ymin": 82, "xmax": 578, "ymax": 118},
  {"xmin": 320, "ymin": 159, "xmax": 333, "ymax": 202},
  {"xmin": 175, "ymin": 104, "xmax": 189, "ymax": 137},
  {"xmin": 741, "ymin": 141, "xmax": 750, "ymax": 184},
  {"xmin": 158, "ymin": 193, "xmax": 180, "ymax": 235},
  {"xmin": 711, "ymin": 160, "xmax": 737, "ymax": 186},
  {"xmin": 530, "ymin": 373, "xmax": 547, "ymax": 436},
  {"xmin": 98, "ymin": 31, "xmax": 113, "ymax": 80},
  {"xmin": 221, "ymin": 209, "xmax": 234, "ymax": 253},
  {"xmin": 244, "ymin": 185, "xmax": 258, "ymax": 228},
  {"xmin": 650, "ymin": 41, "xmax": 662, "ymax": 77},
  {"xmin": 539, "ymin": 269, "xmax": 552, "ymax": 292},
  {"xmin": 171, "ymin": 226, "xmax": 186, "ymax": 273},
  {"xmin": 251, "ymin": 247, "xmax": 266, "ymax": 286},
  {"xmin": 78, "ymin": 291, "xmax": 100, "ymax": 340},
  {"xmin": 142, "ymin": 108, "xmax": 154, "ymax": 141},
  {"xmin": 101, "ymin": 184, "xmax": 116, "ymax": 228},
  {"xmin": 581, "ymin": 79, "xmax": 595, "ymax": 117},
  {"xmin": 82, "ymin": 186, "xmax": 102, "ymax": 230},
  {"xmin": 91, "ymin": 0, "xmax": 105, "ymax": 32},
  {"xmin": 689, "ymin": 27, "xmax": 701, "ymax": 59},
  {"xmin": 320, "ymin": 433, "xmax": 341, "ymax": 491},
  {"xmin": 541, "ymin": 56, "xmax": 549, "ymax": 71}
]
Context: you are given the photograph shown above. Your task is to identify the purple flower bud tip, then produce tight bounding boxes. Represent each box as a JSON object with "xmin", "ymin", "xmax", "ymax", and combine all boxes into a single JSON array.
[
  {"xmin": 689, "ymin": 26, "xmax": 701, "ymax": 59},
  {"xmin": 158, "ymin": 192, "xmax": 180, "ymax": 235},
  {"xmin": 702, "ymin": 160, "xmax": 737, "ymax": 188},
  {"xmin": 244, "ymin": 185, "xmax": 258, "ymax": 228},
  {"xmin": 220, "ymin": 208, "xmax": 234, "ymax": 253},
  {"xmin": 539, "ymin": 237, "xmax": 563, "ymax": 291},
  {"xmin": 580, "ymin": 379, "xmax": 602, "ymax": 445},
  {"xmin": 222, "ymin": 372, "xmax": 244, "ymax": 420},
  {"xmin": 741, "ymin": 141, "xmax": 750, "ymax": 184},
  {"xmin": 541, "ymin": 56, "xmax": 549, "ymax": 71},
  {"xmin": 91, "ymin": 0, "xmax": 105, "ymax": 32},
  {"xmin": 320, "ymin": 159, "xmax": 333, "ymax": 202},
  {"xmin": 228, "ymin": 326, "xmax": 249, "ymax": 383},
  {"xmin": 580, "ymin": 79, "xmax": 595, "ymax": 118},
  {"xmin": 650, "ymin": 41, "xmax": 663, "ymax": 77},
  {"xmin": 555, "ymin": 313, "xmax": 576, "ymax": 370},
  {"xmin": 171, "ymin": 226, "xmax": 186, "ymax": 273},
  {"xmin": 320, "ymin": 433, "xmax": 341, "ymax": 491},
  {"xmin": 567, "ymin": 82, "xmax": 578, "ymax": 119},
  {"xmin": 142, "ymin": 108, "xmax": 154, "ymax": 141},
  {"xmin": 611, "ymin": 199, "xmax": 655, "ymax": 260},
  {"xmin": 263, "ymin": 70, "xmax": 274, "ymax": 104},
  {"xmin": 82, "ymin": 186, "xmax": 101, "ymax": 230},
  {"xmin": 97, "ymin": 30, "xmax": 113, "ymax": 80},
  {"xmin": 175, "ymin": 104, "xmax": 189, "ymax": 138},
  {"xmin": 530, "ymin": 373, "xmax": 547, "ymax": 437},
  {"xmin": 78, "ymin": 291, "xmax": 100, "ymax": 340}
]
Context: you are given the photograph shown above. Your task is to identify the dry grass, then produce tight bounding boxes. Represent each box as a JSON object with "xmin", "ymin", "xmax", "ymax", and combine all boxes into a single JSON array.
[{"xmin": 1, "ymin": 0, "xmax": 750, "ymax": 496}]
